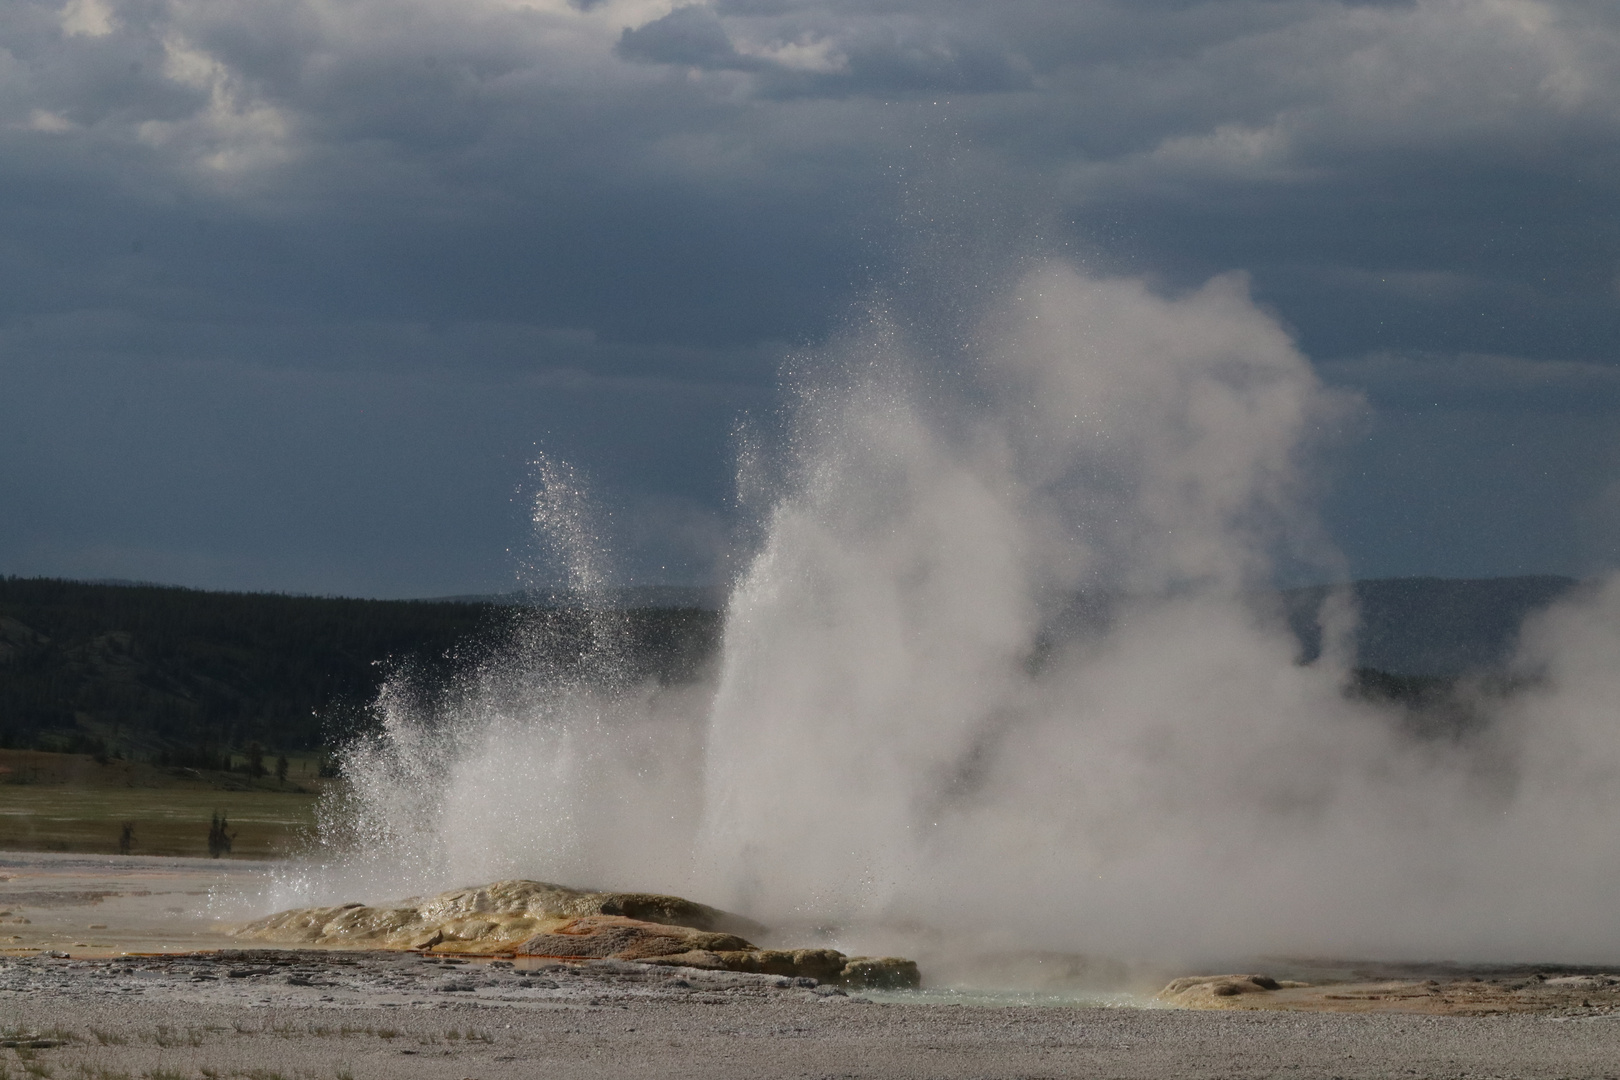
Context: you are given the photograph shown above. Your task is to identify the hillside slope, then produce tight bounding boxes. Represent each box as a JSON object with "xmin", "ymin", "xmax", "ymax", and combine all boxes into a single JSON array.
[
  {"xmin": 1284, "ymin": 575, "xmax": 1579, "ymax": 676},
  {"xmin": 0, "ymin": 578, "xmax": 719, "ymax": 759},
  {"xmin": 0, "ymin": 574, "xmax": 1583, "ymax": 761}
]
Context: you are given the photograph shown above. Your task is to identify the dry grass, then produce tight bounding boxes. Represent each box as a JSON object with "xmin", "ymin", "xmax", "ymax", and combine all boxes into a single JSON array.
[{"xmin": 147, "ymin": 1028, "xmax": 206, "ymax": 1050}]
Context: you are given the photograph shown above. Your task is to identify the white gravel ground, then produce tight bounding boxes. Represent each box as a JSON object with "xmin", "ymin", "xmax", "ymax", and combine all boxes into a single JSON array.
[
  {"xmin": 6, "ymin": 851, "xmax": 1620, "ymax": 1078},
  {"xmin": 4, "ymin": 949, "xmax": 1620, "ymax": 1079}
]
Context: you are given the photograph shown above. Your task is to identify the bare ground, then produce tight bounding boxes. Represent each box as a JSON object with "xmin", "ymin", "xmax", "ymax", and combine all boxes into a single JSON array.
[
  {"xmin": 6, "ymin": 851, "xmax": 1620, "ymax": 1078},
  {"xmin": 6, "ymin": 951, "xmax": 1620, "ymax": 1079}
]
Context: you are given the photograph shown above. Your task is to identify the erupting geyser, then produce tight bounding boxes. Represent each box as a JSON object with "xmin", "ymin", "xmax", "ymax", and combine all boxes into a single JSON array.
[{"xmin": 277, "ymin": 261, "xmax": 1620, "ymax": 976}]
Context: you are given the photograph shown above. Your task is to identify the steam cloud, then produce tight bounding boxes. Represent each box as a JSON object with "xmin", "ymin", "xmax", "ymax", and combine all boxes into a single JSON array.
[{"xmin": 284, "ymin": 261, "xmax": 1620, "ymax": 971}]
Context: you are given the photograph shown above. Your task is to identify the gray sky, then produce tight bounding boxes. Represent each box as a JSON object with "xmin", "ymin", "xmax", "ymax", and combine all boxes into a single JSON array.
[{"xmin": 3, "ymin": 0, "xmax": 1618, "ymax": 597}]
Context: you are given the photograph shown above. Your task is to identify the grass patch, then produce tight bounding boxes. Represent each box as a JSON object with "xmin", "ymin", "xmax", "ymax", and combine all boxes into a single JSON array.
[
  {"xmin": 0, "ymin": 770, "xmax": 322, "ymax": 858},
  {"xmin": 442, "ymin": 1028, "xmax": 493, "ymax": 1044},
  {"xmin": 148, "ymin": 1027, "xmax": 203, "ymax": 1049}
]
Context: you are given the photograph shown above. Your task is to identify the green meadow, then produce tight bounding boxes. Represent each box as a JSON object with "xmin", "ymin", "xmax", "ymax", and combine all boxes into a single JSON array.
[{"xmin": 0, "ymin": 750, "xmax": 328, "ymax": 859}]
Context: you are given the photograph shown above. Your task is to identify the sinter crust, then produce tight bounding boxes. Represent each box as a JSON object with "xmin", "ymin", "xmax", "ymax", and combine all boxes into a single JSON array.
[
  {"xmin": 231, "ymin": 879, "xmax": 920, "ymax": 989},
  {"xmin": 1157, "ymin": 970, "xmax": 1620, "ymax": 1014}
]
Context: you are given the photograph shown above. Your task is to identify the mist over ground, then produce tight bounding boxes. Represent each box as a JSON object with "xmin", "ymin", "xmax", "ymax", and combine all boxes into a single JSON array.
[{"xmin": 284, "ymin": 261, "xmax": 1620, "ymax": 973}]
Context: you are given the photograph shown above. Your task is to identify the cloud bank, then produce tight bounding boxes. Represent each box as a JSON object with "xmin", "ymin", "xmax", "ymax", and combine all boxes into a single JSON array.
[{"xmin": 3, "ymin": 0, "xmax": 1618, "ymax": 591}]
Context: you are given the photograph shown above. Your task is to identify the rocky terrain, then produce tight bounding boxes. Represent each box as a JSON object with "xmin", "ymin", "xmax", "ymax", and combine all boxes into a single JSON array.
[
  {"xmin": 232, "ymin": 879, "xmax": 921, "ymax": 988},
  {"xmin": 0, "ymin": 946, "xmax": 870, "ymax": 1008},
  {"xmin": 1158, "ymin": 967, "xmax": 1620, "ymax": 1015}
]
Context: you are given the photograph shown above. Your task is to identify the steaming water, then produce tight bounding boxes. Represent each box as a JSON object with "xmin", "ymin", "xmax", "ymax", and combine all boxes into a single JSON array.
[{"xmin": 273, "ymin": 261, "xmax": 1620, "ymax": 975}]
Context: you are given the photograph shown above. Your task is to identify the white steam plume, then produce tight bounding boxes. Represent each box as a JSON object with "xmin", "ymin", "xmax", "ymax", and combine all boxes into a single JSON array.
[{"xmin": 293, "ymin": 262, "xmax": 1620, "ymax": 970}]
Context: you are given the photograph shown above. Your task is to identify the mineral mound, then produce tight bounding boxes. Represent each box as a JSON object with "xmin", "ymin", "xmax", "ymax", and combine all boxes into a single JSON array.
[
  {"xmin": 1157, "ymin": 967, "xmax": 1620, "ymax": 1014},
  {"xmin": 232, "ymin": 879, "xmax": 919, "ymax": 989},
  {"xmin": 1159, "ymin": 973, "xmax": 1292, "ymax": 1006}
]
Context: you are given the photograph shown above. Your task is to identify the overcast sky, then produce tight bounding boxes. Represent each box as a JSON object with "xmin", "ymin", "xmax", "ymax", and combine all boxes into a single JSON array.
[{"xmin": 2, "ymin": 0, "xmax": 1617, "ymax": 597}]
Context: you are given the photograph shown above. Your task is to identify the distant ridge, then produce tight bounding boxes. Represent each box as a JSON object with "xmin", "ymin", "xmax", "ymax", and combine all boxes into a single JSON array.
[
  {"xmin": 1284, "ymin": 575, "xmax": 1581, "ymax": 677},
  {"xmin": 0, "ymin": 577, "xmax": 720, "ymax": 757},
  {"xmin": 429, "ymin": 585, "xmax": 726, "ymax": 610},
  {"xmin": 443, "ymin": 576, "xmax": 1586, "ymax": 675},
  {"xmin": 0, "ymin": 574, "xmax": 1593, "ymax": 759}
]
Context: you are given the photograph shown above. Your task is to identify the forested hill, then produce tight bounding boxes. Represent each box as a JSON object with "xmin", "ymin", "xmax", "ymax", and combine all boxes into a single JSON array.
[
  {"xmin": 0, "ymin": 578, "xmax": 720, "ymax": 761},
  {"xmin": 0, "ymin": 574, "xmax": 1586, "ymax": 763},
  {"xmin": 1283, "ymin": 575, "xmax": 1580, "ymax": 677}
]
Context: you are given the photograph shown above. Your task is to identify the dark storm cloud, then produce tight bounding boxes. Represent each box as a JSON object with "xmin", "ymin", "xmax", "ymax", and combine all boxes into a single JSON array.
[
  {"xmin": 619, "ymin": 5, "xmax": 755, "ymax": 69},
  {"xmin": 618, "ymin": 3, "xmax": 1032, "ymax": 96},
  {"xmin": 3, "ymin": 0, "xmax": 1618, "ymax": 593}
]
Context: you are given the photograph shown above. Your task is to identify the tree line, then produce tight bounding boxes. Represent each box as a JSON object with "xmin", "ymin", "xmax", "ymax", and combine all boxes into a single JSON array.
[{"xmin": 0, "ymin": 577, "xmax": 720, "ymax": 762}]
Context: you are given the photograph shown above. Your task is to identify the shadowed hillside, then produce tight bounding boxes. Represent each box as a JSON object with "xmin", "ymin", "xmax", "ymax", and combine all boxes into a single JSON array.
[
  {"xmin": 0, "ymin": 574, "xmax": 1582, "ymax": 764},
  {"xmin": 1284, "ymin": 575, "xmax": 1579, "ymax": 677},
  {"xmin": 0, "ymin": 578, "xmax": 720, "ymax": 761}
]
